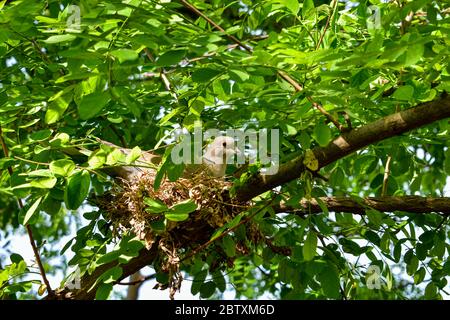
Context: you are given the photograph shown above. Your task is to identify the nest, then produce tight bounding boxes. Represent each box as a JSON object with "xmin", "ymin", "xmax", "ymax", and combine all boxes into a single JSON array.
[
  {"xmin": 98, "ymin": 170, "xmax": 246, "ymax": 249},
  {"xmin": 94, "ymin": 169, "xmax": 282, "ymax": 298}
]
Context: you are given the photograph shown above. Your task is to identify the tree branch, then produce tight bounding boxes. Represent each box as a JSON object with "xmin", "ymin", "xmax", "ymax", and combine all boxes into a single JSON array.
[
  {"xmin": 274, "ymin": 196, "xmax": 450, "ymax": 215},
  {"xmin": 235, "ymin": 94, "xmax": 450, "ymax": 202},
  {"xmin": 46, "ymin": 244, "xmax": 159, "ymax": 300}
]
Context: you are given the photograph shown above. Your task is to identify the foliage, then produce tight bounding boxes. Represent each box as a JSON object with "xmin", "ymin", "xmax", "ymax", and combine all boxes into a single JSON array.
[{"xmin": 0, "ymin": 0, "xmax": 449, "ymax": 300}]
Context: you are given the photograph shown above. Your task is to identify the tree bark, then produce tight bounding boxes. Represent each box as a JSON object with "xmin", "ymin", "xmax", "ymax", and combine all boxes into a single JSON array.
[
  {"xmin": 275, "ymin": 196, "xmax": 450, "ymax": 215},
  {"xmin": 235, "ymin": 94, "xmax": 450, "ymax": 201},
  {"xmin": 47, "ymin": 245, "xmax": 158, "ymax": 300}
]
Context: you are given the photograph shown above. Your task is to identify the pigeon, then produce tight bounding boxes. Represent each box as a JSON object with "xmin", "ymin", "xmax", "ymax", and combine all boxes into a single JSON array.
[
  {"xmin": 201, "ymin": 136, "xmax": 240, "ymax": 177},
  {"xmin": 95, "ymin": 136, "xmax": 240, "ymax": 180}
]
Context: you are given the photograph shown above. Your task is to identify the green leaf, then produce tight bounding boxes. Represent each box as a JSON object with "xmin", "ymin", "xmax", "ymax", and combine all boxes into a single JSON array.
[
  {"xmin": 30, "ymin": 177, "xmax": 57, "ymax": 189},
  {"xmin": 50, "ymin": 159, "xmax": 76, "ymax": 177},
  {"xmin": 125, "ymin": 146, "xmax": 142, "ymax": 164},
  {"xmin": 78, "ymin": 91, "xmax": 111, "ymax": 120},
  {"xmin": 106, "ymin": 149, "xmax": 125, "ymax": 166},
  {"xmin": 96, "ymin": 251, "xmax": 121, "ymax": 266},
  {"xmin": 192, "ymin": 68, "xmax": 222, "ymax": 83},
  {"xmin": 110, "ymin": 49, "xmax": 138, "ymax": 63},
  {"xmin": 210, "ymin": 226, "xmax": 226, "ymax": 241},
  {"xmin": 22, "ymin": 197, "xmax": 43, "ymax": 225},
  {"xmin": 165, "ymin": 212, "xmax": 189, "ymax": 222},
  {"xmin": 95, "ymin": 283, "xmax": 113, "ymax": 300},
  {"xmin": 30, "ymin": 129, "xmax": 52, "ymax": 142},
  {"xmin": 153, "ymin": 146, "xmax": 173, "ymax": 190},
  {"xmin": 424, "ymin": 282, "xmax": 437, "ymax": 299},
  {"xmin": 380, "ymin": 232, "xmax": 390, "ymax": 253},
  {"xmin": 45, "ymin": 93, "xmax": 72, "ymax": 124},
  {"xmin": 167, "ymin": 163, "xmax": 184, "ymax": 182},
  {"xmin": 222, "ymin": 235, "xmax": 236, "ymax": 257},
  {"xmin": 150, "ymin": 219, "xmax": 166, "ymax": 232},
  {"xmin": 317, "ymin": 265, "xmax": 340, "ymax": 299},
  {"xmin": 278, "ymin": 258, "xmax": 295, "ymax": 283},
  {"xmin": 143, "ymin": 197, "xmax": 168, "ymax": 214},
  {"xmin": 88, "ymin": 150, "xmax": 107, "ymax": 169},
  {"xmin": 170, "ymin": 199, "xmax": 197, "ymax": 215},
  {"xmin": 406, "ymin": 254, "xmax": 419, "ymax": 276},
  {"xmin": 278, "ymin": 0, "xmax": 300, "ymax": 15},
  {"xmin": 55, "ymin": 72, "xmax": 98, "ymax": 84},
  {"xmin": 229, "ymin": 69, "xmax": 249, "ymax": 82},
  {"xmin": 393, "ymin": 85, "xmax": 414, "ymax": 101},
  {"xmin": 156, "ymin": 50, "xmax": 186, "ymax": 66},
  {"xmin": 414, "ymin": 267, "xmax": 426, "ymax": 285},
  {"xmin": 404, "ymin": 43, "xmax": 424, "ymax": 67},
  {"xmin": 313, "ymin": 122, "xmax": 331, "ymax": 147},
  {"xmin": 200, "ymin": 281, "xmax": 216, "ymax": 299},
  {"xmin": 366, "ymin": 209, "xmax": 382, "ymax": 227},
  {"xmin": 298, "ymin": 131, "xmax": 311, "ymax": 149},
  {"xmin": 64, "ymin": 170, "xmax": 91, "ymax": 210},
  {"xmin": 44, "ymin": 34, "xmax": 77, "ymax": 44},
  {"xmin": 303, "ymin": 230, "xmax": 317, "ymax": 261},
  {"xmin": 98, "ymin": 266, "xmax": 123, "ymax": 284},
  {"xmin": 156, "ymin": 272, "xmax": 169, "ymax": 285},
  {"xmin": 302, "ymin": 0, "xmax": 314, "ymax": 17},
  {"xmin": 191, "ymin": 270, "xmax": 207, "ymax": 295},
  {"xmin": 444, "ymin": 149, "xmax": 450, "ymax": 175},
  {"xmin": 213, "ymin": 271, "xmax": 226, "ymax": 292}
]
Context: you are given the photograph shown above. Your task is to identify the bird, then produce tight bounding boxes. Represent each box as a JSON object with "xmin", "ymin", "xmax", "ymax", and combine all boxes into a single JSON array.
[
  {"xmin": 93, "ymin": 136, "xmax": 240, "ymax": 180},
  {"xmin": 201, "ymin": 136, "xmax": 241, "ymax": 177}
]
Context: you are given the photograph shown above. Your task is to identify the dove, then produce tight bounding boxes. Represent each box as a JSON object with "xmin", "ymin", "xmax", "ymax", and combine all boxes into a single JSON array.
[
  {"xmin": 201, "ymin": 136, "xmax": 241, "ymax": 177},
  {"xmin": 92, "ymin": 136, "xmax": 240, "ymax": 180}
]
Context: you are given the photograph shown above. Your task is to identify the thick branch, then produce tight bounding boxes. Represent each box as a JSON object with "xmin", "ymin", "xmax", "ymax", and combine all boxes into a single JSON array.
[
  {"xmin": 275, "ymin": 196, "xmax": 450, "ymax": 215},
  {"xmin": 47, "ymin": 245, "xmax": 158, "ymax": 300},
  {"xmin": 235, "ymin": 94, "xmax": 450, "ymax": 202}
]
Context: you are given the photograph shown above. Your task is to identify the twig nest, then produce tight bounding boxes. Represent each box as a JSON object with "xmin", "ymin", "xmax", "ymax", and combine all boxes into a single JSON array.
[{"xmin": 97, "ymin": 170, "xmax": 244, "ymax": 250}]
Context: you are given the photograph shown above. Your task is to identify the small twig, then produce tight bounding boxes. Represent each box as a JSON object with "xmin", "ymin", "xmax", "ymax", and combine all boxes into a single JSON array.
[
  {"xmin": 117, "ymin": 273, "xmax": 156, "ymax": 286},
  {"xmin": 316, "ymin": 0, "xmax": 339, "ymax": 50},
  {"xmin": 144, "ymin": 48, "xmax": 178, "ymax": 100},
  {"xmin": 434, "ymin": 214, "xmax": 449, "ymax": 232},
  {"xmin": 181, "ymin": 198, "xmax": 276, "ymax": 262},
  {"xmin": 309, "ymin": 98, "xmax": 346, "ymax": 132},
  {"xmin": 210, "ymin": 198, "xmax": 250, "ymax": 209},
  {"xmin": 179, "ymin": 0, "xmax": 252, "ymax": 52},
  {"xmin": 381, "ymin": 156, "xmax": 392, "ymax": 196},
  {"xmin": 13, "ymin": 156, "xmax": 48, "ymax": 166},
  {"xmin": 109, "ymin": 123, "xmax": 128, "ymax": 148},
  {"xmin": 0, "ymin": 126, "xmax": 54, "ymax": 297},
  {"xmin": 339, "ymin": 111, "xmax": 353, "ymax": 130}
]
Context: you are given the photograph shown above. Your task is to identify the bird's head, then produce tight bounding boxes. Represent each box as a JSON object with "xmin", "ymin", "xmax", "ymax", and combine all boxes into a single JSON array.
[{"xmin": 203, "ymin": 135, "xmax": 240, "ymax": 165}]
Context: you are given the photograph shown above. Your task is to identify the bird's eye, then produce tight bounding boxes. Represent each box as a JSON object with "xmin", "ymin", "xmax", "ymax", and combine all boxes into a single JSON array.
[{"xmin": 222, "ymin": 142, "xmax": 227, "ymax": 147}]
